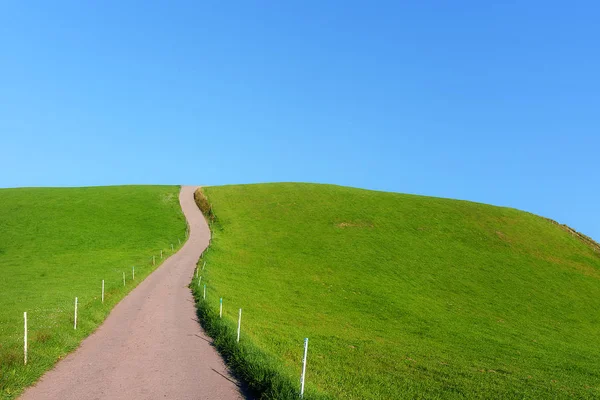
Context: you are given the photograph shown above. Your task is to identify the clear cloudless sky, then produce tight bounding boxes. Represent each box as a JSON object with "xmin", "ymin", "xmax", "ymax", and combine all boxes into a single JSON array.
[{"xmin": 1, "ymin": 1, "xmax": 599, "ymax": 240}]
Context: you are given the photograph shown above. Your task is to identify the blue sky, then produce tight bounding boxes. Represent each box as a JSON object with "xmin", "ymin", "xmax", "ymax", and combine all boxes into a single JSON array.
[{"xmin": 1, "ymin": 1, "xmax": 599, "ymax": 240}]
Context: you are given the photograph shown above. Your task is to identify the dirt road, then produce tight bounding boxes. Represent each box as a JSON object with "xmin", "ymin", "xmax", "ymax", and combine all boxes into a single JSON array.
[{"xmin": 20, "ymin": 186, "xmax": 243, "ymax": 400}]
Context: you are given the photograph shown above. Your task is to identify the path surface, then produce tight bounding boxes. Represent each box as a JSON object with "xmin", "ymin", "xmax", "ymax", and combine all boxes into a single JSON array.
[{"xmin": 20, "ymin": 186, "xmax": 243, "ymax": 400}]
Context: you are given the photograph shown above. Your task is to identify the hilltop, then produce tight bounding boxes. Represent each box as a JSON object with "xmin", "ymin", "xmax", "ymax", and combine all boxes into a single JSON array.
[{"xmin": 195, "ymin": 182, "xmax": 600, "ymax": 399}]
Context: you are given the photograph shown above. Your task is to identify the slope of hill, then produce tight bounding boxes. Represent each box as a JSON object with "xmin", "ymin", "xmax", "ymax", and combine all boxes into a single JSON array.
[
  {"xmin": 0, "ymin": 186, "xmax": 185, "ymax": 399},
  {"xmin": 195, "ymin": 183, "xmax": 600, "ymax": 399}
]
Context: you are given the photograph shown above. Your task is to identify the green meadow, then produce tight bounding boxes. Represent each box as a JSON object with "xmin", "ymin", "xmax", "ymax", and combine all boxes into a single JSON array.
[
  {"xmin": 0, "ymin": 186, "xmax": 185, "ymax": 399},
  {"xmin": 195, "ymin": 183, "xmax": 600, "ymax": 399}
]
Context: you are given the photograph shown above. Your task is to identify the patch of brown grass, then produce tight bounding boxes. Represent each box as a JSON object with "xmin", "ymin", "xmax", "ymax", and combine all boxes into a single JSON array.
[
  {"xmin": 336, "ymin": 221, "xmax": 374, "ymax": 228},
  {"xmin": 34, "ymin": 330, "xmax": 52, "ymax": 344},
  {"xmin": 0, "ymin": 348, "xmax": 21, "ymax": 367},
  {"xmin": 495, "ymin": 231, "xmax": 512, "ymax": 243}
]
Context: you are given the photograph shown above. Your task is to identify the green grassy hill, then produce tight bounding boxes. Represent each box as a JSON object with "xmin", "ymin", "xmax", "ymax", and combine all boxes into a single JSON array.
[
  {"xmin": 195, "ymin": 183, "xmax": 600, "ymax": 399},
  {"xmin": 0, "ymin": 186, "xmax": 185, "ymax": 399}
]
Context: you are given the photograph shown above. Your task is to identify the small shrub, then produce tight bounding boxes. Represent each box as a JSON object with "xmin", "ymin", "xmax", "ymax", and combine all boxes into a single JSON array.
[{"xmin": 194, "ymin": 189, "xmax": 216, "ymax": 223}]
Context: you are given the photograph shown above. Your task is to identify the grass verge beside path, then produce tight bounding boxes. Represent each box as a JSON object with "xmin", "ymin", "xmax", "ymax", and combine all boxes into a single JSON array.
[
  {"xmin": 193, "ymin": 188, "xmax": 327, "ymax": 399},
  {"xmin": 191, "ymin": 278, "xmax": 330, "ymax": 400},
  {"xmin": 193, "ymin": 183, "xmax": 600, "ymax": 399},
  {"xmin": 0, "ymin": 186, "xmax": 186, "ymax": 399}
]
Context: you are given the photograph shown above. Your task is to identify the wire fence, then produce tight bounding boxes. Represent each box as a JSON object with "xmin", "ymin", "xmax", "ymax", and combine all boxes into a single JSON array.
[
  {"xmin": 192, "ymin": 252, "xmax": 311, "ymax": 399},
  {"xmin": 9, "ymin": 239, "xmax": 184, "ymax": 371}
]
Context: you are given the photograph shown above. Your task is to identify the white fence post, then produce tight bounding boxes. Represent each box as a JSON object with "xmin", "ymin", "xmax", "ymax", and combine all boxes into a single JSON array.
[
  {"xmin": 219, "ymin": 298, "xmax": 223, "ymax": 318},
  {"xmin": 198, "ymin": 276, "xmax": 202, "ymax": 287},
  {"xmin": 300, "ymin": 338, "xmax": 309, "ymax": 398},
  {"xmin": 102, "ymin": 280, "xmax": 105, "ymax": 303},
  {"xmin": 132, "ymin": 266, "xmax": 135, "ymax": 280},
  {"xmin": 237, "ymin": 309, "xmax": 242, "ymax": 343},
  {"xmin": 123, "ymin": 272, "xmax": 126, "ymax": 287},
  {"xmin": 24, "ymin": 312, "xmax": 28, "ymax": 365},
  {"xmin": 203, "ymin": 284, "xmax": 206, "ymax": 300},
  {"xmin": 74, "ymin": 297, "xmax": 78, "ymax": 330}
]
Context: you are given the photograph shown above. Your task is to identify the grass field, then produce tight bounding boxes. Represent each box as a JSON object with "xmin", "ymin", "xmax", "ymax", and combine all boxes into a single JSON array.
[
  {"xmin": 0, "ymin": 186, "xmax": 185, "ymax": 399},
  {"xmin": 194, "ymin": 183, "xmax": 600, "ymax": 399}
]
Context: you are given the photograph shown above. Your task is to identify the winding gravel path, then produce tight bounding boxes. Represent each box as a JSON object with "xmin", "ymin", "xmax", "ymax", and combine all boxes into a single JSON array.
[{"xmin": 20, "ymin": 186, "xmax": 243, "ymax": 400}]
